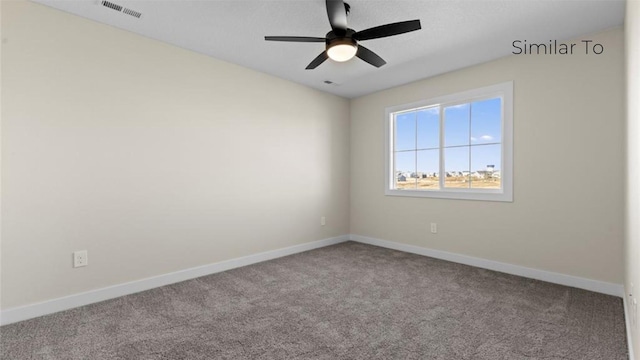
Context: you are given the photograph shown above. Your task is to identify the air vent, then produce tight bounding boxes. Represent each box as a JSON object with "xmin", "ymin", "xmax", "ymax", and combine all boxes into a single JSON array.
[
  {"xmin": 100, "ymin": 1, "xmax": 142, "ymax": 19},
  {"xmin": 101, "ymin": 1, "xmax": 122, "ymax": 12},
  {"xmin": 122, "ymin": 8, "xmax": 142, "ymax": 18}
]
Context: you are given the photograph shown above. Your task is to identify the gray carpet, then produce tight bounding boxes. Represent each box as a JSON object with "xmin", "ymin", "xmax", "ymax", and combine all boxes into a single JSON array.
[{"xmin": 0, "ymin": 241, "xmax": 628, "ymax": 359}]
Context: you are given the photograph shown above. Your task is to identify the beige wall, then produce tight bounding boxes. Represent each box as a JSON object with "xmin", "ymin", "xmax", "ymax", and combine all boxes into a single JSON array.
[
  {"xmin": 0, "ymin": 0, "xmax": 350, "ymax": 309},
  {"xmin": 0, "ymin": 0, "xmax": 629, "ymax": 324},
  {"xmin": 350, "ymin": 28, "xmax": 625, "ymax": 284},
  {"xmin": 626, "ymin": 0, "xmax": 640, "ymax": 357}
]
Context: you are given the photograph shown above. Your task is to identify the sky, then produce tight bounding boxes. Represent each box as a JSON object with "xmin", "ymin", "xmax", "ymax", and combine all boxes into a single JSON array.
[{"xmin": 394, "ymin": 97, "xmax": 501, "ymax": 174}]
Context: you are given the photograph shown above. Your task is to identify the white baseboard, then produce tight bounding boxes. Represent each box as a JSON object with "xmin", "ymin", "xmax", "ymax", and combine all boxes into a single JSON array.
[
  {"xmin": 0, "ymin": 235, "xmax": 350, "ymax": 326},
  {"xmin": 349, "ymin": 234, "xmax": 625, "ymax": 298},
  {"xmin": 1, "ymin": 234, "xmax": 626, "ymax": 327},
  {"xmin": 623, "ymin": 293, "xmax": 637, "ymax": 360}
]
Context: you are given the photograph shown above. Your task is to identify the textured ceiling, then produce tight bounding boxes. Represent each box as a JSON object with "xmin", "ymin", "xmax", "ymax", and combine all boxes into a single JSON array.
[{"xmin": 32, "ymin": 0, "xmax": 625, "ymax": 98}]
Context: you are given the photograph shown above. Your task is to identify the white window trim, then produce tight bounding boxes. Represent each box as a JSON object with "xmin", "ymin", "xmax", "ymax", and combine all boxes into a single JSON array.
[{"xmin": 384, "ymin": 81, "xmax": 513, "ymax": 202}]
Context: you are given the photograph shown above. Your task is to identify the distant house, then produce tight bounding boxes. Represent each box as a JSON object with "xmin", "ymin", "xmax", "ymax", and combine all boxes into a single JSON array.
[
  {"xmin": 398, "ymin": 175, "xmax": 407, "ymax": 182},
  {"xmin": 471, "ymin": 171, "xmax": 485, "ymax": 179},
  {"xmin": 473, "ymin": 170, "xmax": 498, "ymax": 179}
]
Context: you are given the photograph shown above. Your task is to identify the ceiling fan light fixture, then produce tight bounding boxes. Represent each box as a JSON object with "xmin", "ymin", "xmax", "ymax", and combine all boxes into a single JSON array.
[
  {"xmin": 264, "ymin": 0, "xmax": 421, "ymax": 69},
  {"xmin": 327, "ymin": 38, "xmax": 357, "ymax": 62}
]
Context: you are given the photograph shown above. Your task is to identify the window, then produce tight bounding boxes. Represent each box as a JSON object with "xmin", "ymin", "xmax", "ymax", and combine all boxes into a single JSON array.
[{"xmin": 385, "ymin": 82, "xmax": 513, "ymax": 202}]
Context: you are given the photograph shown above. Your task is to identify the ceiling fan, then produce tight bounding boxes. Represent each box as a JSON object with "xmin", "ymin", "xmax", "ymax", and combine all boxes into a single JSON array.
[{"xmin": 264, "ymin": 0, "xmax": 421, "ymax": 69}]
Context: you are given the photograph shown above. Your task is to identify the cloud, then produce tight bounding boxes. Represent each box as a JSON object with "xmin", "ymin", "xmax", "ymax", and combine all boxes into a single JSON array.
[
  {"xmin": 446, "ymin": 104, "xmax": 468, "ymax": 110},
  {"xmin": 471, "ymin": 135, "xmax": 494, "ymax": 142},
  {"xmin": 421, "ymin": 107, "xmax": 439, "ymax": 114}
]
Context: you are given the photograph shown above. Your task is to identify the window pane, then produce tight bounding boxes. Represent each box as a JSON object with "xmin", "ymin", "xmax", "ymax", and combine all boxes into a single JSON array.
[
  {"xmin": 395, "ymin": 151, "xmax": 416, "ymax": 190},
  {"xmin": 417, "ymin": 107, "xmax": 439, "ymax": 150},
  {"xmin": 385, "ymin": 81, "xmax": 512, "ymax": 201},
  {"xmin": 444, "ymin": 103, "xmax": 470, "ymax": 147},
  {"xmin": 444, "ymin": 146, "xmax": 469, "ymax": 188},
  {"xmin": 471, "ymin": 98, "xmax": 501, "ymax": 145},
  {"xmin": 417, "ymin": 149, "xmax": 439, "ymax": 190},
  {"xmin": 395, "ymin": 112, "xmax": 416, "ymax": 151},
  {"xmin": 470, "ymin": 144, "xmax": 501, "ymax": 189}
]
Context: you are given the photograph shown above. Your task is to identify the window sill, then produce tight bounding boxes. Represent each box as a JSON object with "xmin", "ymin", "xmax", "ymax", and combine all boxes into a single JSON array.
[{"xmin": 384, "ymin": 188, "xmax": 513, "ymax": 202}]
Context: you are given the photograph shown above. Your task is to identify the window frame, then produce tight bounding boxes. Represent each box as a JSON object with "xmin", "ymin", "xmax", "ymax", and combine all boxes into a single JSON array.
[{"xmin": 384, "ymin": 81, "xmax": 513, "ymax": 202}]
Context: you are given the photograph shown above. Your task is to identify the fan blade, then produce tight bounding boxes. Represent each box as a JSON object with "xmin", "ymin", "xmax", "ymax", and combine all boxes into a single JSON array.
[
  {"xmin": 354, "ymin": 20, "xmax": 421, "ymax": 41},
  {"xmin": 326, "ymin": 0, "xmax": 348, "ymax": 32},
  {"xmin": 306, "ymin": 51, "xmax": 329, "ymax": 70},
  {"xmin": 265, "ymin": 36, "xmax": 326, "ymax": 42},
  {"xmin": 356, "ymin": 45, "xmax": 386, "ymax": 67}
]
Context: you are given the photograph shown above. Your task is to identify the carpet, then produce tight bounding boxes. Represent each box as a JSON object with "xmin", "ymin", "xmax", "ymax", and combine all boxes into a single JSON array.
[{"xmin": 0, "ymin": 241, "xmax": 628, "ymax": 359}]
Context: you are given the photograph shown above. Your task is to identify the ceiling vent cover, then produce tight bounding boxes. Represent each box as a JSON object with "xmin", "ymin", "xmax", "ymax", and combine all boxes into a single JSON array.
[
  {"xmin": 101, "ymin": 1, "xmax": 122, "ymax": 12},
  {"xmin": 122, "ymin": 8, "xmax": 142, "ymax": 18},
  {"xmin": 101, "ymin": 1, "xmax": 142, "ymax": 19}
]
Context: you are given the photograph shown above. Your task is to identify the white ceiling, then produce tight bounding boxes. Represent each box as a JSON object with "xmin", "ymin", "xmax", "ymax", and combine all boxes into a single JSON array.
[{"xmin": 33, "ymin": 0, "xmax": 625, "ymax": 98}]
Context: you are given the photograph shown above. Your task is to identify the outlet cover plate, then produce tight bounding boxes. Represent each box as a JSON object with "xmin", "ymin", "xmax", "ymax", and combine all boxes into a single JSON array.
[{"xmin": 73, "ymin": 250, "xmax": 88, "ymax": 268}]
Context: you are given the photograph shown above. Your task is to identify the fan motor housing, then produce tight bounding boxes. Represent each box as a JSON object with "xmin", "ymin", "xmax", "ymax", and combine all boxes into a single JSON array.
[
  {"xmin": 326, "ymin": 29, "xmax": 357, "ymax": 49},
  {"xmin": 326, "ymin": 29, "xmax": 355, "ymax": 41},
  {"xmin": 326, "ymin": 36, "xmax": 357, "ymax": 51}
]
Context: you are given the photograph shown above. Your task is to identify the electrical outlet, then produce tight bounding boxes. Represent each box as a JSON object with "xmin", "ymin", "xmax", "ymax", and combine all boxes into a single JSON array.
[
  {"xmin": 321, "ymin": 216, "xmax": 326, "ymax": 226},
  {"xmin": 430, "ymin": 223, "xmax": 437, "ymax": 234},
  {"xmin": 73, "ymin": 250, "xmax": 88, "ymax": 268}
]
